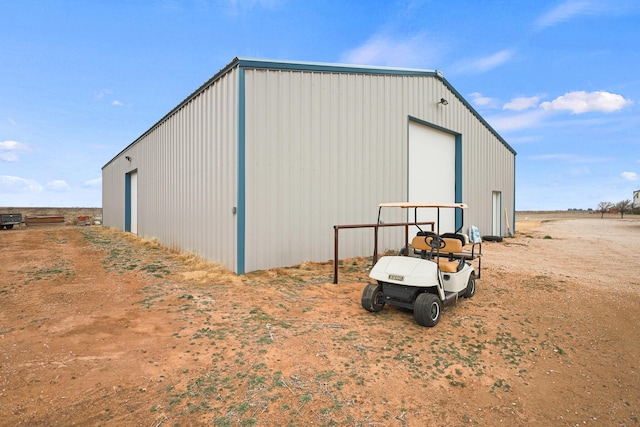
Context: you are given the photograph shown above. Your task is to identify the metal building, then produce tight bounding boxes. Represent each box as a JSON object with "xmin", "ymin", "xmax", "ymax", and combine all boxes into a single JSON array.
[{"xmin": 102, "ymin": 57, "xmax": 516, "ymax": 274}]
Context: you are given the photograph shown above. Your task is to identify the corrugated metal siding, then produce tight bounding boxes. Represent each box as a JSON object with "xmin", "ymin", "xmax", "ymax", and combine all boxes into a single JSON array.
[
  {"xmin": 243, "ymin": 69, "xmax": 514, "ymax": 271},
  {"xmin": 102, "ymin": 163, "xmax": 126, "ymax": 230},
  {"xmin": 102, "ymin": 68, "xmax": 239, "ymax": 270},
  {"xmin": 104, "ymin": 59, "xmax": 514, "ymax": 274}
]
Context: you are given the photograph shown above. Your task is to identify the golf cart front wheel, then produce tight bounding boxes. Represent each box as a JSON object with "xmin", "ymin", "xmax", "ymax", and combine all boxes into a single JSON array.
[
  {"xmin": 362, "ymin": 283, "xmax": 385, "ymax": 312},
  {"xmin": 414, "ymin": 293, "xmax": 441, "ymax": 327},
  {"xmin": 465, "ymin": 272, "xmax": 476, "ymax": 298}
]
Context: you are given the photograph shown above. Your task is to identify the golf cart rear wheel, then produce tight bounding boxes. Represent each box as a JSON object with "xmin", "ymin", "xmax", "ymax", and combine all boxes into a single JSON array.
[
  {"xmin": 414, "ymin": 293, "xmax": 441, "ymax": 327},
  {"xmin": 362, "ymin": 283, "xmax": 385, "ymax": 312},
  {"xmin": 465, "ymin": 272, "xmax": 476, "ymax": 298}
]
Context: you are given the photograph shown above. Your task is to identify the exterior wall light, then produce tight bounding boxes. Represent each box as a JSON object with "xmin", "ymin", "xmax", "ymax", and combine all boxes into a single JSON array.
[
  {"xmin": 125, "ymin": 156, "xmax": 132, "ymax": 161},
  {"xmin": 438, "ymin": 98, "xmax": 449, "ymax": 105}
]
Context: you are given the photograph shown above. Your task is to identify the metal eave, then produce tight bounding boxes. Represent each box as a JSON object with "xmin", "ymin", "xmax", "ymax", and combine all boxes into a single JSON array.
[
  {"xmin": 101, "ymin": 58, "xmax": 242, "ymax": 170},
  {"xmin": 437, "ymin": 75, "xmax": 517, "ymax": 156}
]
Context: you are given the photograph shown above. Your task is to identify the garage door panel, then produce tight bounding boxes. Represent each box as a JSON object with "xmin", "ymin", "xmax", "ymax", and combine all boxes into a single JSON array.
[{"xmin": 408, "ymin": 121, "xmax": 455, "ymax": 233}]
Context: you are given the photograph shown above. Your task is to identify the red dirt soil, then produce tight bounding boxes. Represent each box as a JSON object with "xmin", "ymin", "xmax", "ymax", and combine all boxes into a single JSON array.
[{"xmin": 1, "ymin": 214, "xmax": 639, "ymax": 426}]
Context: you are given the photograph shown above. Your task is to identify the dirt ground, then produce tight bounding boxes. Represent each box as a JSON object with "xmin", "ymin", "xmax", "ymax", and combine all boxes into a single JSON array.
[{"xmin": 1, "ymin": 213, "xmax": 639, "ymax": 426}]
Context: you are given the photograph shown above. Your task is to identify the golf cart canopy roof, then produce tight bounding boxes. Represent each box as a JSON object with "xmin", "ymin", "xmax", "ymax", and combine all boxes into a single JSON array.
[{"xmin": 378, "ymin": 202, "xmax": 468, "ymax": 209}]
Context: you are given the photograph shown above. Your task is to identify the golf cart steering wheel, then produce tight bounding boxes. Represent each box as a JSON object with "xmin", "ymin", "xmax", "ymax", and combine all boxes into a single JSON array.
[{"xmin": 428, "ymin": 235, "xmax": 446, "ymax": 250}]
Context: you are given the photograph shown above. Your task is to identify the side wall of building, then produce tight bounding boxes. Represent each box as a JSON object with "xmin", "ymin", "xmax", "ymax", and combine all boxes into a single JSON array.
[
  {"xmin": 242, "ymin": 68, "xmax": 515, "ymax": 272},
  {"xmin": 102, "ymin": 67, "xmax": 240, "ymax": 270},
  {"xmin": 103, "ymin": 61, "xmax": 515, "ymax": 274}
]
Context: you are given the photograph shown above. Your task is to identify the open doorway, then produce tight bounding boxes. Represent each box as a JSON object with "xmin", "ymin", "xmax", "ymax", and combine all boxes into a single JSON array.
[
  {"xmin": 125, "ymin": 170, "xmax": 138, "ymax": 234},
  {"xmin": 492, "ymin": 191, "xmax": 502, "ymax": 236}
]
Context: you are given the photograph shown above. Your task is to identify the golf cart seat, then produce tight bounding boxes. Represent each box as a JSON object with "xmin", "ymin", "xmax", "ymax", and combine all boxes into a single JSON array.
[
  {"xmin": 441, "ymin": 232, "xmax": 468, "ymax": 247},
  {"xmin": 411, "ymin": 235, "xmax": 465, "ymax": 273},
  {"xmin": 410, "ymin": 231, "xmax": 436, "ymax": 256}
]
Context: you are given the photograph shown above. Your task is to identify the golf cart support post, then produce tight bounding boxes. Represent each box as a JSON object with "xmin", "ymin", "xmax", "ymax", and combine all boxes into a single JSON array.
[{"xmin": 333, "ymin": 220, "xmax": 434, "ymax": 284}]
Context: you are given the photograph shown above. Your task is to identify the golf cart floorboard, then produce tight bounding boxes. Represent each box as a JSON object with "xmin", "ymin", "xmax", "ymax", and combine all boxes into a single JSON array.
[{"xmin": 443, "ymin": 291, "xmax": 459, "ymax": 305}]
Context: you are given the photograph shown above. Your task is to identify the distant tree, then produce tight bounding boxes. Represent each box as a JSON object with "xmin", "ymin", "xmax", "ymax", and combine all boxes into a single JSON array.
[
  {"xmin": 597, "ymin": 201, "xmax": 613, "ymax": 218},
  {"xmin": 615, "ymin": 199, "xmax": 632, "ymax": 219}
]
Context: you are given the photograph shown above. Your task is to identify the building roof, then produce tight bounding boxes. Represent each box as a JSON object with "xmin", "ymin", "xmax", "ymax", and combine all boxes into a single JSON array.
[{"xmin": 103, "ymin": 57, "xmax": 516, "ymax": 169}]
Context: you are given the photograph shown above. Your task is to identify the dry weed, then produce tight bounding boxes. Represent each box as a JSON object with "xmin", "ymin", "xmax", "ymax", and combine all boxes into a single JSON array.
[{"xmin": 172, "ymin": 251, "xmax": 240, "ymax": 285}]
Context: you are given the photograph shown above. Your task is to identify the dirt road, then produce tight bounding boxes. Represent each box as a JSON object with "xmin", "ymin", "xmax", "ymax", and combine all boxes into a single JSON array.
[{"xmin": 1, "ymin": 215, "xmax": 638, "ymax": 426}]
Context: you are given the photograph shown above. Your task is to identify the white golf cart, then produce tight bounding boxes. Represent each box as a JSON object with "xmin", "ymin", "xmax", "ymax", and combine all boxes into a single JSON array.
[{"xmin": 362, "ymin": 202, "xmax": 482, "ymax": 327}]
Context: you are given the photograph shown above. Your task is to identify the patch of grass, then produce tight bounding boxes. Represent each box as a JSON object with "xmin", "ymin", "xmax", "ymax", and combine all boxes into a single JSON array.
[
  {"xmin": 554, "ymin": 345, "xmax": 566, "ymax": 355},
  {"xmin": 213, "ymin": 417, "xmax": 232, "ymax": 427},
  {"xmin": 18, "ymin": 261, "xmax": 74, "ymax": 284},
  {"xmin": 44, "ymin": 231, "xmax": 69, "ymax": 244},
  {"xmin": 486, "ymin": 331, "xmax": 525, "ymax": 367},
  {"xmin": 246, "ymin": 307, "xmax": 275, "ymax": 323},
  {"xmin": 81, "ymin": 228, "xmax": 174, "ymax": 278},
  {"xmin": 530, "ymin": 275, "xmax": 565, "ymax": 292},
  {"xmin": 490, "ymin": 378, "xmax": 511, "ymax": 393},
  {"xmin": 140, "ymin": 262, "xmax": 171, "ymax": 278},
  {"xmin": 300, "ymin": 392, "xmax": 313, "ymax": 403}
]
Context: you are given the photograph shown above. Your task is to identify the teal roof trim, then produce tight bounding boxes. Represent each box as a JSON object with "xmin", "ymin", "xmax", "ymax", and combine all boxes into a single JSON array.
[
  {"xmin": 103, "ymin": 56, "xmax": 516, "ymax": 170},
  {"xmin": 437, "ymin": 75, "xmax": 517, "ymax": 156},
  {"xmin": 235, "ymin": 57, "xmax": 440, "ymax": 77}
]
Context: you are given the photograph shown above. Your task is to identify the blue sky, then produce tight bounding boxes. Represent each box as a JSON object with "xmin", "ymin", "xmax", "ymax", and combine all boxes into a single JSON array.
[{"xmin": 1, "ymin": 0, "xmax": 639, "ymax": 210}]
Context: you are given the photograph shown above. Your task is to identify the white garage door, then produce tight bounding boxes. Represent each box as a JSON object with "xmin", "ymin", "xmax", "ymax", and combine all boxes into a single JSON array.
[{"xmin": 408, "ymin": 120, "xmax": 456, "ymax": 233}]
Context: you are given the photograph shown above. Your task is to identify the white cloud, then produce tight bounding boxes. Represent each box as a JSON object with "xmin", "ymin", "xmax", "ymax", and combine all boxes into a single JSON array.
[
  {"xmin": 621, "ymin": 171, "xmax": 639, "ymax": 181},
  {"xmin": 47, "ymin": 180, "xmax": 71, "ymax": 192},
  {"xmin": 503, "ymin": 96, "xmax": 542, "ymax": 111},
  {"xmin": 535, "ymin": 0, "xmax": 595, "ymax": 28},
  {"xmin": 0, "ymin": 140, "xmax": 31, "ymax": 162},
  {"xmin": 340, "ymin": 32, "xmax": 446, "ymax": 68},
  {"xmin": 476, "ymin": 89, "xmax": 632, "ymax": 133},
  {"xmin": 83, "ymin": 177, "xmax": 102, "ymax": 188},
  {"xmin": 95, "ymin": 89, "xmax": 123, "ymax": 106},
  {"xmin": 535, "ymin": 0, "xmax": 640, "ymax": 29},
  {"xmin": 0, "ymin": 140, "xmax": 29, "ymax": 150},
  {"xmin": 452, "ymin": 49, "xmax": 514, "ymax": 74},
  {"xmin": 505, "ymin": 135, "xmax": 540, "ymax": 145},
  {"xmin": 94, "ymin": 89, "xmax": 112, "ymax": 99},
  {"xmin": 540, "ymin": 91, "xmax": 632, "ymax": 114},
  {"xmin": 485, "ymin": 110, "xmax": 546, "ymax": 132},
  {"xmin": 0, "ymin": 175, "xmax": 43, "ymax": 193},
  {"xmin": 0, "ymin": 152, "xmax": 18, "ymax": 162},
  {"xmin": 469, "ymin": 92, "xmax": 498, "ymax": 108}
]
